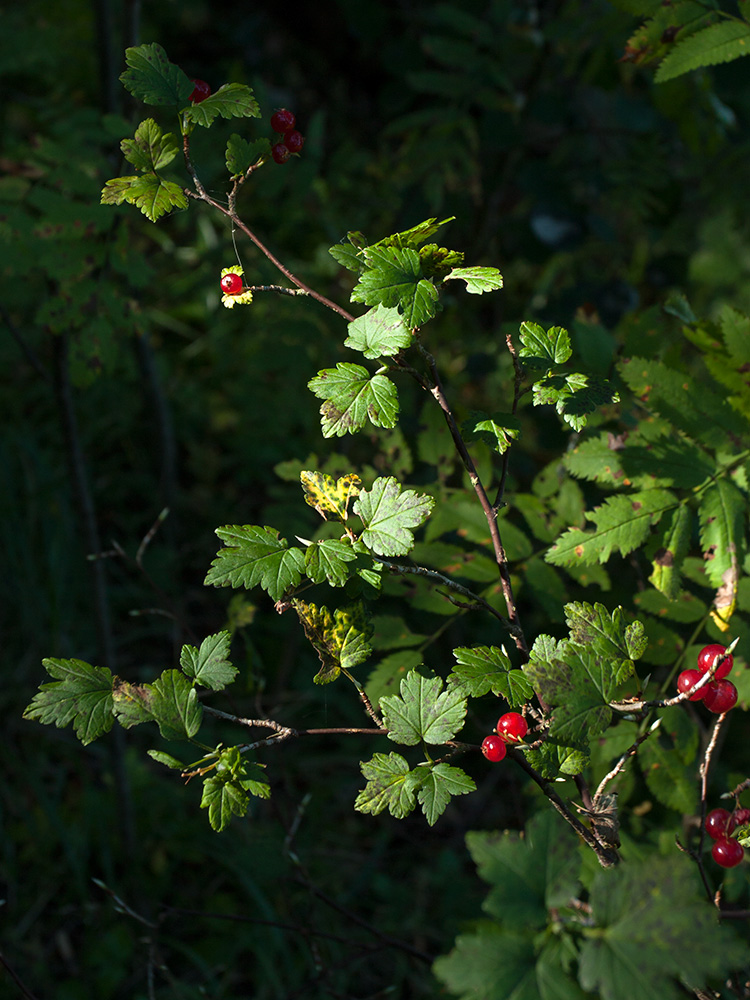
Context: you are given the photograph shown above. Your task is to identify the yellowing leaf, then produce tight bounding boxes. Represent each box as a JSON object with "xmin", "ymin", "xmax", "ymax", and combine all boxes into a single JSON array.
[{"xmin": 300, "ymin": 470, "xmax": 361, "ymax": 522}]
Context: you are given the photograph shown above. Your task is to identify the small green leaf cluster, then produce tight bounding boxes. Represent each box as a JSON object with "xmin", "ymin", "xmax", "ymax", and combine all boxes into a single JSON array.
[
  {"xmin": 519, "ymin": 321, "xmax": 620, "ymax": 431},
  {"xmin": 100, "ymin": 43, "xmax": 262, "ymax": 221},
  {"xmin": 203, "ymin": 472, "xmax": 434, "ymax": 686},
  {"xmin": 355, "ymin": 672, "xmax": 474, "ymax": 826},
  {"xmin": 22, "ymin": 632, "xmax": 271, "ymax": 831},
  {"xmin": 523, "ymin": 602, "xmax": 647, "ymax": 778}
]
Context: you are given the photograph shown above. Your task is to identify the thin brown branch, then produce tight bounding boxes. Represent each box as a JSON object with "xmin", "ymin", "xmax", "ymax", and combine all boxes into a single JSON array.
[
  {"xmin": 416, "ymin": 342, "xmax": 527, "ymax": 655},
  {"xmin": 508, "ymin": 748, "xmax": 620, "ymax": 868},
  {"xmin": 1, "ymin": 303, "xmax": 51, "ymax": 382},
  {"xmin": 0, "ymin": 952, "xmax": 42, "ymax": 1000},
  {"xmin": 377, "ymin": 558, "xmax": 516, "ymax": 636},
  {"xmin": 493, "ymin": 331, "xmax": 525, "ymax": 509},
  {"xmin": 182, "ymin": 140, "xmax": 353, "ymax": 322}
]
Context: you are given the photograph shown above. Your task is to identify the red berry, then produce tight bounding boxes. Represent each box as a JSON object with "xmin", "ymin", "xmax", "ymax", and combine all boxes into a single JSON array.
[
  {"xmin": 283, "ymin": 129, "xmax": 305, "ymax": 153},
  {"xmin": 729, "ymin": 808, "xmax": 750, "ymax": 834},
  {"xmin": 189, "ymin": 79, "xmax": 211, "ymax": 103},
  {"xmin": 712, "ymin": 837, "xmax": 744, "ymax": 868},
  {"xmin": 220, "ymin": 273, "xmax": 243, "ymax": 295},
  {"xmin": 271, "ymin": 142, "xmax": 291, "ymax": 164},
  {"xmin": 705, "ymin": 808, "xmax": 731, "ymax": 840},
  {"xmin": 677, "ymin": 669, "xmax": 705, "ymax": 702},
  {"xmin": 697, "ymin": 643, "xmax": 733, "ymax": 680},
  {"xmin": 703, "ymin": 679, "xmax": 738, "ymax": 714},
  {"xmin": 481, "ymin": 734, "xmax": 507, "ymax": 762},
  {"xmin": 271, "ymin": 108, "xmax": 296, "ymax": 133},
  {"xmin": 496, "ymin": 712, "xmax": 528, "ymax": 743}
]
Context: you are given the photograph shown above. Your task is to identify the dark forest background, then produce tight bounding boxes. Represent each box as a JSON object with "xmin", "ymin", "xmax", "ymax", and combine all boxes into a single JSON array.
[{"xmin": 3, "ymin": 1, "xmax": 750, "ymax": 997}]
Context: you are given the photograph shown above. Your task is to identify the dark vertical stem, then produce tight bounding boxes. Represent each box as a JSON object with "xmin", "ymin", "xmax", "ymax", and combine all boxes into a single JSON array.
[
  {"xmin": 124, "ymin": 0, "xmax": 142, "ymax": 49},
  {"xmin": 52, "ymin": 332, "xmax": 136, "ymax": 860},
  {"xmin": 133, "ymin": 331, "xmax": 178, "ymax": 516},
  {"xmin": 133, "ymin": 330, "xmax": 182, "ymax": 656},
  {"xmin": 91, "ymin": 0, "xmax": 119, "ymax": 114}
]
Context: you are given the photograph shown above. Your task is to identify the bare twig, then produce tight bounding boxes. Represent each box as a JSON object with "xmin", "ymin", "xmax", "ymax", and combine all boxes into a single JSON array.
[
  {"xmin": 416, "ymin": 342, "xmax": 527, "ymax": 654},
  {"xmin": 1, "ymin": 303, "xmax": 51, "ymax": 382},
  {"xmin": 593, "ymin": 718, "xmax": 662, "ymax": 803},
  {"xmin": 376, "ymin": 559, "xmax": 515, "ymax": 636},
  {"xmin": 0, "ymin": 952, "xmax": 42, "ymax": 1000},
  {"xmin": 182, "ymin": 137, "xmax": 354, "ymax": 322},
  {"xmin": 202, "ymin": 705, "xmax": 386, "ymax": 747},
  {"xmin": 509, "ymin": 748, "xmax": 619, "ymax": 867}
]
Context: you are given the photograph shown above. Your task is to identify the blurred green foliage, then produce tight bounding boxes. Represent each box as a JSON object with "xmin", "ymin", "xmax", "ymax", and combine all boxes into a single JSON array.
[{"xmin": 3, "ymin": 0, "xmax": 750, "ymax": 996}]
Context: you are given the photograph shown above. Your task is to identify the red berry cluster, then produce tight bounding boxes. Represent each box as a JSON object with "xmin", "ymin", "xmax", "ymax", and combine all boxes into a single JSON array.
[
  {"xmin": 189, "ymin": 78, "xmax": 211, "ymax": 103},
  {"xmin": 481, "ymin": 712, "xmax": 529, "ymax": 762},
  {"xmin": 676, "ymin": 644, "xmax": 738, "ymax": 713},
  {"xmin": 705, "ymin": 806, "xmax": 750, "ymax": 868},
  {"xmin": 270, "ymin": 108, "xmax": 305, "ymax": 164}
]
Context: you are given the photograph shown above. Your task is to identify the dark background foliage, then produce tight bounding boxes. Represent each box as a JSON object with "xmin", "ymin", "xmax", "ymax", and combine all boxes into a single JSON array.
[{"xmin": 3, "ymin": 1, "xmax": 750, "ymax": 996}]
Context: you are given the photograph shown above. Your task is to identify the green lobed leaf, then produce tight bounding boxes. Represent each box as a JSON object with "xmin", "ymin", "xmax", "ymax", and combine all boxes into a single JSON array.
[
  {"xmin": 381, "ymin": 670, "xmax": 467, "ymax": 745},
  {"xmin": 149, "ymin": 669, "xmax": 203, "ymax": 741},
  {"xmin": 344, "ymin": 304, "xmax": 413, "ymax": 359},
  {"xmin": 354, "ymin": 752, "xmax": 417, "ymax": 819},
  {"xmin": 418, "ymin": 244, "xmax": 465, "ymax": 278},
  {"xmin": 410, "ymin": 762, "xmax": 476, "ymax": 825},
  {"xmin": 564, "ymin": 602, "xmax": 647, "ymax": 665},
  {"xmin": 697, "ymin": 477, "xmax": 746, "ymax": 588},
  {"xmin": 120, "ymin": 119, "xmax": 179, "ymax": 172},
  {"xmin": 183, "ymin": 83, "xmax": 260, "ymax": 126},
  {"xmin": 201, "ymin": 748, "xmax": 270, "ymax": 832},
  {"xmin": 100, "ymin": 174, "xmax": 188, "ymax": 222},
  {"xmin": 521, "ymin": 739, "xmax": 589, "ymax": 779},
  {"xmin": 579, "ymin": 855, "xmax": 747, "ymax": 999},
  {"xmin": 111, "ymin": 677, "xmax": 155, "ymax": 729},
  {"xmin": 445, "ymin": 266, "xmax": 504, "ymax": 294},
  {"xmin": 649, "ymin": 503, "xmax": 693, "ymax": 600},
  {"xmin": 204, "ymin": 524, "xmax": 305, "ymax": 602},
  {"xmin": 655, "ymin": 20, "xmax": 750, "ymax": 83},
  {"xmin": 468, "ymin": 811, "xmax": 581, "ymax": 926},
  {"xmin": 120, "ymin": 43, "xmax": 193, "ymax": 106},
  {"xmin": 369, "ymin": 216, "xmax": 455, "ymax": 250},
  {"xmin": 450, "ymin": 646, "xmax": 534, "ymax": 706},
  {"xmin": 547, "ymin": 489, "xmax": 678, "ymax": 567},
  {"xmin": 532, "ymin": 371, "xmax": 619, "ymax": 431},
  {"xmin": 293, "ymin": 599, "xmax": 373, "ymax": 683},
  {"xmin": 465, "ymin": 412, "xmax": 521, "ymax": 455},
  {"xmin": 354, "ymin": 477, "xmax": 435, "ymax": 557},
  {"xmin": 304, "ymin": 538, "xmax": 358, "ymax": 587},
  {"xmin": 24, "ymin": 658, "xmax": 114, "ymax": 746},
  {"xmin": 518, "ymin": 322, "xmax": 572, "ymax": 366},
  {"xmin": 226, "ymin": 134, "xmax": 270, "ymax": 176},
  {"xmin": 180, "ymin": 631, "xmax": 238, "ymax": 691},
  {"xmin": 523, "ymin": 638, "xmax": 624, "ymax": 745},
  {"xmin": 329, "ymin": 239, "xmax": 364, "ymax": 273},
  {"xmin": 350, "ymin": 245, "xmax": 440, "ymax": 328},
  {"xmin": 308, "ymin": 363, "xmax": 400, "ymax": 437},
  {"xmin": 433, "ymin": 924, "xmax": 539, "ymax": 1000}
]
